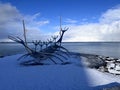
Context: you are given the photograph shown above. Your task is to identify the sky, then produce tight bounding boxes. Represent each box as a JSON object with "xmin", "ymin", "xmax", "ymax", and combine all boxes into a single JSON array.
[{"xmin": 0, "ymin": 0, "xmax": 120, "ymax": 42}]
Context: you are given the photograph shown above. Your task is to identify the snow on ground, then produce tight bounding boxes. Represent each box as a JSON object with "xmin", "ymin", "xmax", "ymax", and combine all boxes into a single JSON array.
[
  {"xmin": 85, "ymin": 67, "xmax": 120, "ymax": 85},
  {"xmin": 0, "ymin": 53, "xmax": 120, "ymax": 90},
  {"xmin": 0, "ymin": 53, "xmax": 90, "ymax": 90}
]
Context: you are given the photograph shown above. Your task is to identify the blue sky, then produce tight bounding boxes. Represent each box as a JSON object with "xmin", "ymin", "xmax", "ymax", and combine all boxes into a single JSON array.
[
  {"xmin": 0, "ymin": 0, "xmax": 120, "ymax": 42},
  {"xmin": 2, "ymin": 0, "xmax": 120, "ymax": 22}
]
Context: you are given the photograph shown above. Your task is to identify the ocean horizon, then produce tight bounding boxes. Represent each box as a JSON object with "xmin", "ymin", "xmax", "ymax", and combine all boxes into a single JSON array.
[{"xmin": 0, "ymin": 42, "xmax": 120, "ymax": 58}]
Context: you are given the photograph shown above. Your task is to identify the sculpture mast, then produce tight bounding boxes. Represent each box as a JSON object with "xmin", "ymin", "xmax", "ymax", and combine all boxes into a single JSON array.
[
  {"xmin": 60, "ymin": 16, "xmax": 62, "ymax": 36},
  {"xmin": 22, "ymin": 20, "xmax": 27, "ymax": 45}
]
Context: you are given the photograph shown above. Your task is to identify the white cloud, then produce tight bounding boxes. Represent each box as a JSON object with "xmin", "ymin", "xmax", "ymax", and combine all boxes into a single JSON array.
[
  {"xmin": 0, "ymin": 2, "xmax": 50, "ymax": 42},
  {"xmin": 63, "ymin": 6, "xmax": 120, "ymax": 42},
  {"xmin": 63, "ymin": 24, "xmax": 102, "ymax": 42},
  {"xmin": 64, "ymin": 18, "xmax": 78, "ymax": 24},
  {"xmin": 0, "ymin": 3, "xmax": 22, "ymax": 40},
  {"xmin": 1, "ymin": 2, "xmax": 120, "ymax": 42},
  {"xmin": 100, "ymin": 6, "xmax": 120, "ymax": 24}
]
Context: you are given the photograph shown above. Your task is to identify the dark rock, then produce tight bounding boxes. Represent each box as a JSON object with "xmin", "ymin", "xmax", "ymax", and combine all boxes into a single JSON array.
[{"xmin": 0, "ymin": 55, "xmax": 4, "ymax": 58}]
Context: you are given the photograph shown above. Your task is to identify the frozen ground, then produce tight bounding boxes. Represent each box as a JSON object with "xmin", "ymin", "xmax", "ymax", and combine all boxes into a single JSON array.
[{"xmin": 0, "ymin": 53, "xmax": 120, "ymax": 90}]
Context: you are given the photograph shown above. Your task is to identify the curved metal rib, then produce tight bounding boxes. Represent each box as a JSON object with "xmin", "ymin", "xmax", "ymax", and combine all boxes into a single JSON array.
[
  {"xmin": 57, "ymin": 45, "xmax": 69, "ymax": 53},
  {"xmin": 8, "ymin": 36, "xmax": 33, "ymax": 53},
  {"xmin": 17, "ymin": 53, "xmax": 31, "ymax": 61},
  {"xmin": 48, "ymin": 57, "xmax": 57, "ymax": 64},
  {"xmin": 55, "ymin": 52, "xmax": 68, "ymax": 60}
]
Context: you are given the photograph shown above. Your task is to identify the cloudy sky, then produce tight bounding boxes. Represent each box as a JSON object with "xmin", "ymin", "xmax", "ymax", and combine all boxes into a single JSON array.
[{"xmin": 1, "ymin": 0, "xmax": 120, "ymax": 42}]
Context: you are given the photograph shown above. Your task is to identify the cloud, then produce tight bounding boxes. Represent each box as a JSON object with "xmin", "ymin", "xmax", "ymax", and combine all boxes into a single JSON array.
[
  {"xmin": 1, "ymin": 2, "xmax": 120, "ymax": 42},
  {"xmin": 23, "ymin": 13, "xmax": 49, "ymax": 27},
  {"xmin": 0, "ymin": 2, "xmax": 22, "ymax": 41},
  {"xmin": 0, "ymin": 2, "xmax": 50, "ymax": 42},
  {"xmin": 64, "ymin": 18, "xmax": 78, "ymax": 24},
  {"xmin": 63, "ymin": 24, "xmax": 102, "ymax": 42},
  {"xmin": 63, "ymin": 6, "xmax": 120, "ymax": 42},
  {"xmin": 100, "ymin": 6, "xmax": 120, "ymax": 24}
]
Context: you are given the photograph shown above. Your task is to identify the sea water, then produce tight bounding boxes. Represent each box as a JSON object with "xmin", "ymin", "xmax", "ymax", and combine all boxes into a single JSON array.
[
  {"xmin": 62, "ymin": 42, "xmax": 120, "ymax": 58},
  {"xmin": 0, "ymin": 42, "xmax": 120, "ymax": 58}
]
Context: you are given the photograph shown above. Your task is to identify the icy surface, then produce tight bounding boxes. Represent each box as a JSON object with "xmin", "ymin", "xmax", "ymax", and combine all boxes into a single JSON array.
[{"xmin": 0, "ymin": 53, "xmax": 120, "ymax": 90}]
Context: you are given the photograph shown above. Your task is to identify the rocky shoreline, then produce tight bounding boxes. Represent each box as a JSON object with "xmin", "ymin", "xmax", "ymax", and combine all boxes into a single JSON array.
[{"xmin": 80, "ymin": 53, "xmax": 120, "ymax": 75}]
